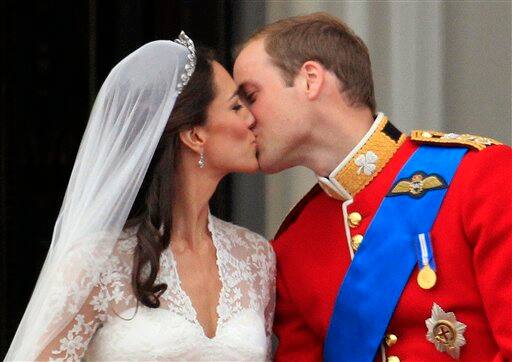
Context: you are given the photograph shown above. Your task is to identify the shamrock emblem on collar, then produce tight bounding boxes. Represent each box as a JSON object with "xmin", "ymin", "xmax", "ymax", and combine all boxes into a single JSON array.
[{"xmin": 355, "ymin": 151, "xmax": 378, "ymax": 176}]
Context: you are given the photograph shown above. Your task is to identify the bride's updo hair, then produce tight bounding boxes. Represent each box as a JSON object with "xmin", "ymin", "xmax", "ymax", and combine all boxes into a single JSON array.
[{"xmin": 125, "ymin": 47, "xmax": 216, "ymax": 308}]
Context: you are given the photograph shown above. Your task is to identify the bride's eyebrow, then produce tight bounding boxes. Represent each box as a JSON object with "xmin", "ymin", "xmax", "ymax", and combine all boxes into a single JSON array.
[{"xmin": 227, "ymin": 89, "xmax": 240, "ymax": 102}]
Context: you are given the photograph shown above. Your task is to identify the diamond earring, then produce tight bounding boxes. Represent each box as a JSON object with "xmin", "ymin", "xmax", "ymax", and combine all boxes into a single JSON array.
[{"xmin": 198, "ymin": 152, "xmax": 206, "ymax": 168}]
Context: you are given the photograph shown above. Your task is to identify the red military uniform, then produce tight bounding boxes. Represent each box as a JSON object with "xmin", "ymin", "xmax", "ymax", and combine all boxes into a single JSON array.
[{"xmin": 271, "ymin": 113, "xmax": 511, "ymax": 361}]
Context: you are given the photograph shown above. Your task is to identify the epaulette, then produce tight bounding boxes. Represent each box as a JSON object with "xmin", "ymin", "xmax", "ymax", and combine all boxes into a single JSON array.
[
  {"xmin": 411, "ymin": 130, "xmax": 502, "ymax": 151},
  {"xmin": 274, "ymin": 184, "xmax": 323, "ymax": 240}
]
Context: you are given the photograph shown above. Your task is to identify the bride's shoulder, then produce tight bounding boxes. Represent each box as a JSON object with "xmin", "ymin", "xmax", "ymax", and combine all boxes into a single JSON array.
[
  {"xmin": 106, "ymin": 224, "xmax": 139, "ymax": 261},
  {"xmin": 116, "ymin": 224, "xmax": 139, "ymax": 249}
]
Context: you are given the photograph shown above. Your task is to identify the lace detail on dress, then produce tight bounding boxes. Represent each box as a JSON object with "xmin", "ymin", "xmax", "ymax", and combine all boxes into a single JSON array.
[
  {"xmin": 209, "ymin": 214, "xmax": 275, "ymax": 329},
  {"xmin": 48, "ymin": 314, "xmax": 100, "ymax": 361},
  {"xmin": 159, "ymin": 250, "xmax": 198, "ymax": 323},
  {"xmin": 42, "ymin": 214, "xmax": 275, "ymax": 361}
]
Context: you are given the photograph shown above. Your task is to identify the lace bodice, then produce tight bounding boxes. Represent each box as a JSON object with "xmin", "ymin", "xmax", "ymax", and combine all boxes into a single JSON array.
[{"xmin": 41, "ymin": 213, "xmax": 275, "ymax": 361}]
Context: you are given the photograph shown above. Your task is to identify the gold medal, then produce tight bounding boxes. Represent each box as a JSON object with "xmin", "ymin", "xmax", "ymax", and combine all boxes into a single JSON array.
[{"xmin": 417, "ymin": 265, "xmax": 437, "ymax": 289}]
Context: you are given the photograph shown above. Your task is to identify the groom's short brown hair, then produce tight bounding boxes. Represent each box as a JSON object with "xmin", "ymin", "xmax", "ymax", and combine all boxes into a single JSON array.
[{"xmin": 241, "ymin": 12, "xmax": 376, "ymax": 113}]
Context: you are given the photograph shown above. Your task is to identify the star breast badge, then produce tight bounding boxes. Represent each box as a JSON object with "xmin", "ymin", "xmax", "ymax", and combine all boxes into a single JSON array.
[
  {"xmin": 388, "ymin": 171, "xmax": 447, "ymax": 198},
  {"xmin": 426, "ymin": 303, "xmax": 467, "ymax": 359}
]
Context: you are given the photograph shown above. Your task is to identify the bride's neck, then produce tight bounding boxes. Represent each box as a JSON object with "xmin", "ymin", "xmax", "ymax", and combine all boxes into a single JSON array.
[{"xmin": 170, "ymin": 156, "xmax": 223, "ymax": 253}]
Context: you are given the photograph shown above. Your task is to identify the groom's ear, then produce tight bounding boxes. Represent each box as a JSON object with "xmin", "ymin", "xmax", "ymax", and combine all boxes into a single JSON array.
[
  {"xmin": 300, "ymin": 61, "xmax": 325, "ymax": 100},
  {"xmin": 179, "ymin": 126, "xmax": 207, "ymax": 154}
]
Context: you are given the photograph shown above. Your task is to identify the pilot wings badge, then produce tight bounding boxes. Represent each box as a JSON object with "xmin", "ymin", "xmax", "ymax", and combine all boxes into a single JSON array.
[{"xmin": 388, "ymin": 171, "xmax": 447, "ymax": 198}]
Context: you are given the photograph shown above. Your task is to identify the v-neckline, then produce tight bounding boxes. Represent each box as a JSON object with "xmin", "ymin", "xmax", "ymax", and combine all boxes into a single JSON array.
[{"xmin": 168, "ymin": 211, "xmax": 225, "ymax": 340}]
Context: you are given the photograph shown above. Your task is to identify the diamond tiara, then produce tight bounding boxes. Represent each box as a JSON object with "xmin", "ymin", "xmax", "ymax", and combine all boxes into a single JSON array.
[{"xmin": 174, "ymin": 31, "xmax": 196, "ymax": 94}]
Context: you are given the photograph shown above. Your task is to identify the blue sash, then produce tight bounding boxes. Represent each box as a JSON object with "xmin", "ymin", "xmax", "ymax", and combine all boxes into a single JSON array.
[{"xmin": 323, "ymin": 146, "xmax": 467, "ymax": 362}]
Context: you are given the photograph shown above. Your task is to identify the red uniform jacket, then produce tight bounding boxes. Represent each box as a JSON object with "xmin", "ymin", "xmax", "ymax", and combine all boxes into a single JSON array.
[{"xmin": 272, "ymin": 125, "xmax": 511, "ymax": 361}]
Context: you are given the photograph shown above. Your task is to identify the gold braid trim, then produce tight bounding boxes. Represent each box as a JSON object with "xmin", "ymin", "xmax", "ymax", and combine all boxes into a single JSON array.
[
  {"xmin": 333, "ymin": 117, "xmax": 406, "ymax": 197},
  {"xmin": 411, "ymin": 130, "xmax": 502, "ymax": 151}
]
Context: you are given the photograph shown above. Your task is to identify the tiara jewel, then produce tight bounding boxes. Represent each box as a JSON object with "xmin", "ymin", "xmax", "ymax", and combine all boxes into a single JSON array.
[{"xmin": 174, "ymin": 31, "xmax": 196, "ymax": 94}]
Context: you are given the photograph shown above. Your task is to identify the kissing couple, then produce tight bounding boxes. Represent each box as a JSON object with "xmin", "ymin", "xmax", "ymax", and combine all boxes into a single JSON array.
[{"xmin": 6, "ymin": 12, "xmax": 510, "ymax": 362}]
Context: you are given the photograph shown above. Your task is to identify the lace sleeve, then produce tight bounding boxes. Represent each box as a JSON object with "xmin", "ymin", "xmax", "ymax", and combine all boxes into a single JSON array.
[
  {"xmin": 32, "ymin": 230, "xmax": 136, "ymax": 361},
  {"xmin": 35, "ymin": 283, "xmax": 107, "ymax": 361},
  {"xmin": 265, "ymin": 241, "xmax": 276, "ymax": 361},
  {"xmin": 35, "ymin": 231, "xmax": 138, "ymax": 361}
]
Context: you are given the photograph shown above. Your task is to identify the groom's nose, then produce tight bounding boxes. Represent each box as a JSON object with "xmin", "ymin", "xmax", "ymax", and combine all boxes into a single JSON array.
[{"xmin": 245, "ymin": 109, "xmax": 256, "ymax": 131}]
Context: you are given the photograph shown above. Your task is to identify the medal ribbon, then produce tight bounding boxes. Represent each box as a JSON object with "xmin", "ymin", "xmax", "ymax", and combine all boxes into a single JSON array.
[
  {"xmin": 324, "ymin": 146, "xmax": 467, "ymax": 362},
  {"xmin": 416, "ymin": 232, "xmax": 436, "ymax": 271}
]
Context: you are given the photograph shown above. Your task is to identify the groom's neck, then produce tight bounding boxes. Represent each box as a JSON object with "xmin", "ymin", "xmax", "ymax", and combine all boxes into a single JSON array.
[{"xmin": 300, "ymin": 105, "xmax": 374, "ymax": 177}]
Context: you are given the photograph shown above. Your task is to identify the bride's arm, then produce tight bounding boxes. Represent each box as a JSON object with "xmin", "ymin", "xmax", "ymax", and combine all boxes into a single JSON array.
[
  {"xmin": 264, "ymin": 243, "xmax": 276, "ymax": 361},
  {"xmin": 35, "ymin": 284, "xmax": 106, "ymax": 361}
]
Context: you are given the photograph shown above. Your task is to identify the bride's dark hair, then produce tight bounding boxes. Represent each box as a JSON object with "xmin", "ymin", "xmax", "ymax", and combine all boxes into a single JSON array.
[{"xmin": 125, "ymin": 47, "xmax": 216, "ymax": 308}]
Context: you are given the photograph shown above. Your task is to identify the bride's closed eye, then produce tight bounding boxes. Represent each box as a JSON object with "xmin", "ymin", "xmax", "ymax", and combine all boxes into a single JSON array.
[{"xmin": 231, "ymin": 101, "xmax": 243, "ymax": 112}]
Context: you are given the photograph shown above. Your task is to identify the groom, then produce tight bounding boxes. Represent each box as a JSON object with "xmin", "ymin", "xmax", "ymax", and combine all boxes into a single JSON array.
[{"xmin": 234, "ymin": 12, "xmax": 511, "ymax": 362}]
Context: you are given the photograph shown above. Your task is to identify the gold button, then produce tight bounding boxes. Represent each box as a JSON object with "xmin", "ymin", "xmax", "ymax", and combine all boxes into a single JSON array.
[
  {"xmin": 387, "ymin": 356, "xmax": 400, "ymax": 362},
  {"xmin": 421, "ymin": 131, "xmax": 433, "ymax": 138},
  {"xmin": 348, "ymin": 212, "xmax": 362, "ymax": 228},
  {"xmin": 351, "ymin": 234, "xmax": 363, "ymax": 251},
  {"xmin": 385, "ymin": 333, "xmax": 398, "ymax": 347}
]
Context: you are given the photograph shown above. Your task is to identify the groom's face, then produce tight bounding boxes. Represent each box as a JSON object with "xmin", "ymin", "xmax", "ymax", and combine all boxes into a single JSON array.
[{"xmin": 234, "ymin": 39, "xmax": 309, "ymax": 173}]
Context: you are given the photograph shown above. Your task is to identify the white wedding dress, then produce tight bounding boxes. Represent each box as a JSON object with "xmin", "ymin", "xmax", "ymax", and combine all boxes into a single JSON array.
[
  {"xmin": 43, "ymin": 213, "xmax": 275, "ymax": 361},
  {"xmin": 4, "ymin": 37, "xmax": 275, "ymax": 362}
]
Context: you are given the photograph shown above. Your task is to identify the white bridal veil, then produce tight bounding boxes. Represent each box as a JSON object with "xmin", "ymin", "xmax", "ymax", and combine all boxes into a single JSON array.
[{"xmin": 5, "ymin": 32, "xmax": 196, "ymax": 361}]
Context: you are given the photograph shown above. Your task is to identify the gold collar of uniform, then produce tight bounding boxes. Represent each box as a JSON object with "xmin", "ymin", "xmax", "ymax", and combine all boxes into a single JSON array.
[{"xmin": 317, "ymin": 113, "xmax": 406, "ymax": 201}]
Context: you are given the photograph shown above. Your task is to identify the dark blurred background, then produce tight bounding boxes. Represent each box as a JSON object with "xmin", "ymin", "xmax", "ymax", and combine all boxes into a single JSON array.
[{"xmin": 0, "ymin": 0, "xmax": 237, "ymax": 356}]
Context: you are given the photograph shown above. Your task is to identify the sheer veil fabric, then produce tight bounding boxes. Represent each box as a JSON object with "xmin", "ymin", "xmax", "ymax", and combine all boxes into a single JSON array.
[{"xmin": 5, "ymin": 34, "xmax": 195, "ymax": 361}]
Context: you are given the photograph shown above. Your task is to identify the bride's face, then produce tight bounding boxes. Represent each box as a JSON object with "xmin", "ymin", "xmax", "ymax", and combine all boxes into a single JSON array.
[{"xmin": 202, "ymin": 61, "xmax": 258, "ymax": 174}]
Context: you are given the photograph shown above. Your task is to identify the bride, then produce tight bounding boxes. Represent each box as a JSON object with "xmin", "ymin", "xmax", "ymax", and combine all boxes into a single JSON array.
[{"xmin": 5, "ymin": 32, "xmax": 275, "ymax": 361}]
